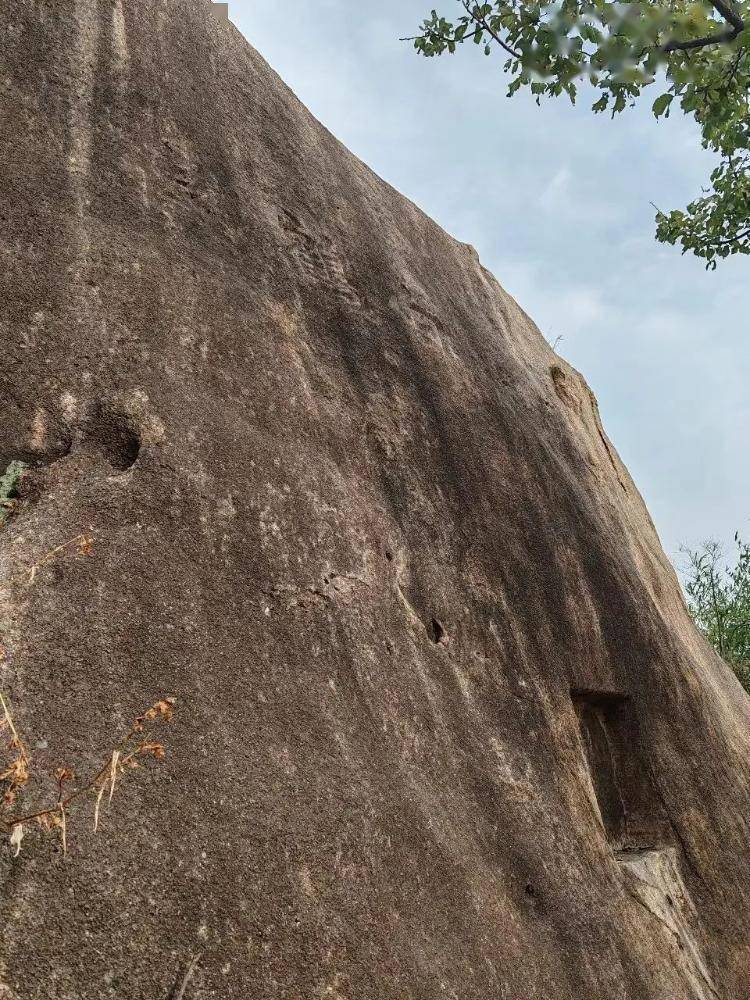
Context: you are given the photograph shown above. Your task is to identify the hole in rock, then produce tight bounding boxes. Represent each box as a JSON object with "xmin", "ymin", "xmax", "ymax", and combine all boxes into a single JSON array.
[
  {"xmin": 84, "ymin": 410, "xmax": 141, "ymax": 471},
  {"xmin": 428, "ymin": 617, "xmax": 447, "ymax": 644},
  {"xmin": 572, "ymin": 689, "xmax": 672, "ymax": 852}
]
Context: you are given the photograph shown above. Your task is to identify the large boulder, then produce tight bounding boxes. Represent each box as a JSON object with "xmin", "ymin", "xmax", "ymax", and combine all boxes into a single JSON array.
[{"xmin": 0, "ymin": 2, "xmax": 748, "ymax": 997}]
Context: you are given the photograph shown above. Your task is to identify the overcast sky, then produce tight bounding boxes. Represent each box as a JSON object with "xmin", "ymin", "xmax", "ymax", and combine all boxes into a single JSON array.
[{"xmin": 227, "ymin": 0, "xmax": 748, "ymax": 566}]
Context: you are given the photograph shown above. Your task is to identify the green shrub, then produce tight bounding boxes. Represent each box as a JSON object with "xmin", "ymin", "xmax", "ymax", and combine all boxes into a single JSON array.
[
  {"xmin": 0, "ymin": 461, "xmax": 27, "ymax": 526},
  {"xmin": 682, "ymin": 535, "xmax": 750, "ymax": 694}
]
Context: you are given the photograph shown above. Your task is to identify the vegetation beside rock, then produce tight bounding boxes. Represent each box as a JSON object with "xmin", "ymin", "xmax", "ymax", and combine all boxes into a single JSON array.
[
  {"xmin": 0, "ymin": 461, "xmax": 26, "ymax": 526},
  {"xmin": 682, "ymin": 534, "xmax": 750, "ymax": 692}
]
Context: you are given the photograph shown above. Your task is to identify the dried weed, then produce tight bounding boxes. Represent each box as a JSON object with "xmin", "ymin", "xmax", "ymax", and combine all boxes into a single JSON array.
[{"xmin": 0, "ymin": 694, "xmax": 175, "ymax": 857}]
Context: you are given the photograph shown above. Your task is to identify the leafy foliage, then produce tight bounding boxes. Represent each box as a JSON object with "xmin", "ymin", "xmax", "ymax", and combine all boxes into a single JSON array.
[
  {"xmin": 0, "ymin": 461, "xmax": 27, "ymax": 526},
  {"xmin": 682, "ymin": 534, "xmax": 750, "ymax": 692},
  {"xmin": 407, "ymin": 1, "xmax": 750, "ymax": 267}
]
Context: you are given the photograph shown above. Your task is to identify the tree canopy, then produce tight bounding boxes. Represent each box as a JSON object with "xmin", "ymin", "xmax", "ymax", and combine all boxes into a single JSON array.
[{"xmin": 407, "ymin": 1, "xmax": 750, "ymax": 268}]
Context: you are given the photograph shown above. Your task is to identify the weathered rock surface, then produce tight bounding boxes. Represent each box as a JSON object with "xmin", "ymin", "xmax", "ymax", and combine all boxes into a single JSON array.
[{"xmin": 1, "ymin": 2, "xmax": 749, "ymax": 997}]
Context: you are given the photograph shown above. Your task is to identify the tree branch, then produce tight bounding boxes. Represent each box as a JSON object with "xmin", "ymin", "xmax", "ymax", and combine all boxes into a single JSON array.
[
  {"xmin": 462, "ymin": 0, "xmax": 522, "ymax": 59},
  {"xmin": 400, "ymin": 28, "xmax": 484, "ymax": 44},
  {"xmin": 708, "ymin": 560, "xmax": 726, "ymax": 657},
  {"xmin": 700, "ymin": 226, "xmax": 750, "ymax": 248},
  {"xmin": 710, "ymin": 0, "xmax": 745, "ymax": 33},
  {"xmin": 664, "ymin": 26, "xmax": 739, "ymax": 52},
  {"xmin": 663, "ymin": 0, "xmax": 745, "ymax": 52}
]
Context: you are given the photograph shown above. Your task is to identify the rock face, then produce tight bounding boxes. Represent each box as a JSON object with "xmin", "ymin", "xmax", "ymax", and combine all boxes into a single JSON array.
[{"xmin": 1, "ymin": 2, "xmax": 749, "ymax": 997}]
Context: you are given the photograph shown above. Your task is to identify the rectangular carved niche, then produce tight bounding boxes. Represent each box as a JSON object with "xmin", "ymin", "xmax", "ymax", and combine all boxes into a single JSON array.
[{"xmin": 572, "ymin": 689, "xmax": 672, "ymax": 852}]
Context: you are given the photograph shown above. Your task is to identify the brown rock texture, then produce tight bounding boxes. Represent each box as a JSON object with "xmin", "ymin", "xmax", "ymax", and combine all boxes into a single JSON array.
[{"xmin": 1, "ymin": 2, "xmax": 749, "ymax": 997}]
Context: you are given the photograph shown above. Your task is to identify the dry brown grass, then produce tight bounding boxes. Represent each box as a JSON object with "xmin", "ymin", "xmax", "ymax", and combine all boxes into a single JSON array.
[
  {"xmin": 0, "ymin": 694, "xmax": 175, "ymax": 857},
  {"xmin": 1, "ymin": 527, "xmax": 174, "ymax": 857}
]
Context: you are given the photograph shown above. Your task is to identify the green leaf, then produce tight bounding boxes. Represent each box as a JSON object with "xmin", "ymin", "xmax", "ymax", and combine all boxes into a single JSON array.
[
  {"xmin": 652, "ymin": 92, "xmax": 674, "ymax": 118},
  {"xmin": 408, "ymin": 0, "xmax": 750, "ymax": 267},
  {"xmin": 592, "ymin": 94, "xmax": 609, "ymax": 112}
]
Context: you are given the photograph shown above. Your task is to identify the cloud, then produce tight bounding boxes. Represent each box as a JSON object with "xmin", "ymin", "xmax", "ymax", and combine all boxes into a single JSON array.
[{"xmin": 539, "ymin": 167, "xmax": 573, "ymax": 213}]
